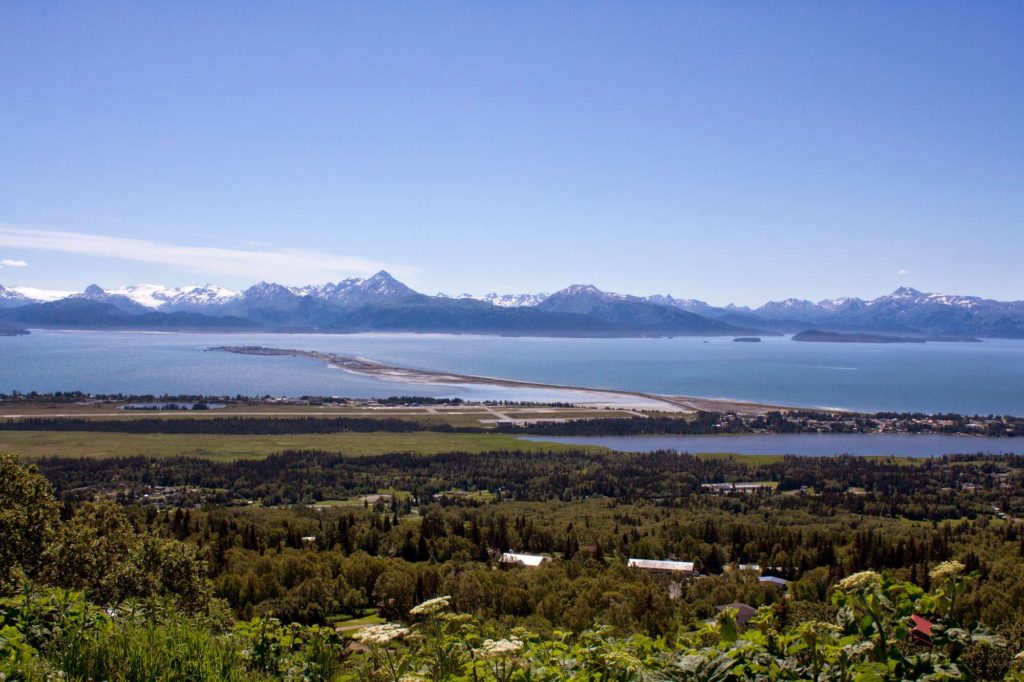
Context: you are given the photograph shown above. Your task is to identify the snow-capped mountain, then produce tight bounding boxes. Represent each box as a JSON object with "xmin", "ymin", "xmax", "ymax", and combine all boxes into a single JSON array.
[
  {"xmin": 818, "ymin": 297, "xmax": 864, "ymax": 313},
  {"xmin": 165, "ymin": 285, "xmax": 238, "ymax": 307},
  {"xmin": 7, "ymin": 286, "xmax": 78, "ymax": 303},
  {"xmin": 755, "ymin": 298, "xmax": 832, "ymax": 321},
  {"xmin": 449, "ymin": 292, "xmax": 549, "ymax": 307},
  {"xmin": 645, "ymin": 294, "xmax": 722, "ymax": 316},
  {"xmin": 239, "ymin": 282, "xmax": 296, "ymax": 302},
  {"xmin": 106, "ymin": 283, "xmax": 175, "ymax": 308},
  {"xmin": 0, "ymin": 283, "xmax": 33, "ymax": 308},
  {"xmin": 537, "ymin": 284, "xmax": 759, "ymax": 335},
  {"xmin": 864, "ymin": 287, "xmax": 998, "ymax": 310},
  {"xmin": 299, "ymin": 271, "xmax": 421, "ymax": 305},
  {"xmin": 1, "ymin": 276, "xmax": 1021, "ymax": 337},
  {"xmin": 89, "ymin": 283, "xmax": 241, "ymax": 310},
  {"xmin": 72, "ymin": 284, "xmax": 152, "ymax": 314}
]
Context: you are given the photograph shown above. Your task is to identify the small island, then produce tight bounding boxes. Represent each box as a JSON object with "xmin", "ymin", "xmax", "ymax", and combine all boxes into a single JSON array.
[{"xmin": 733, "ymin": 336, "xmax": 762, "ymax": 343}]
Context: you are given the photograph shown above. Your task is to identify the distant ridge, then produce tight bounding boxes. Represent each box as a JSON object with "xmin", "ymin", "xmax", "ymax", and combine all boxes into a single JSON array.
[{"xmin": 1, "ymin": 274, "xmax": 1022, "ymax": 338}]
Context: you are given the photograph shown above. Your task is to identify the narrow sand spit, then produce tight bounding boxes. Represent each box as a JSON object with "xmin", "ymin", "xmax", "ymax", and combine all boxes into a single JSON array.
[{"xmin": 212, "ymin": 346, "xmax": 790, "ymax": 415}]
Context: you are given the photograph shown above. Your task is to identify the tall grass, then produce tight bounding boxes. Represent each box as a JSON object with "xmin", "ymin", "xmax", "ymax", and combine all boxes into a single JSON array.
[
  {"xmin": 48, "ymin": 617, "xmax": 254, "ymax": 682},
  {"xmin": 2, "ymin": 590, "xmax": 342, "ymax": 682}
]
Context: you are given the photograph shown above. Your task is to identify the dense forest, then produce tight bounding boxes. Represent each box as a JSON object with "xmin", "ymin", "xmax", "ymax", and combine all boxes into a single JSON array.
[
  {"xmin": 3, "ymin": 444, "xmax": 1024, "ymax": 679},
  {"xmin": 33, "ymin": 448, "xmax": 1023, "ymax": 518}
]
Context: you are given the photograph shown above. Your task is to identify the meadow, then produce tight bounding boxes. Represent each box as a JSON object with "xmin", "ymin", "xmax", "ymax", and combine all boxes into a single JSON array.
[{"xmin": 0, "ymin": 429, "xmax": 603, "ymax": 460}]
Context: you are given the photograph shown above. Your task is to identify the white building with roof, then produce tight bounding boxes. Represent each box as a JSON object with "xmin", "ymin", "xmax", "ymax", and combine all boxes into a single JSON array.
[
  {"xmin": 627, "ymin": 558, "xmax": 697, "ymax": 576},
  {"xmin": 499, "ymin": 552, "xmax": 550, "ymax": 568}
]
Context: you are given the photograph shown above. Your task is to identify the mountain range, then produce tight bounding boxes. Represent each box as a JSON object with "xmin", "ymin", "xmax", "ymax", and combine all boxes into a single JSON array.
[{"xmin": 1, "ymin": 273, "xmax": 1022, "ymax": 338}]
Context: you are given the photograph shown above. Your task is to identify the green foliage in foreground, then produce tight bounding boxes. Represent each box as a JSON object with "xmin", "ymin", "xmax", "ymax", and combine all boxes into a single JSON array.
[
  {"xmin": 3, "ymin": 566, "xmax": 1023, "ymax": 681},
  {"xmin": 0, "ymin": 589, "xmax": 342, "ymax": 682},
  {"xmin": 339, "ymin": 566, "xmax": 1021, "ymax": 681},
  {"xmin": 5, "ymin": 451, "xmax": 1024, "ymax": 679}
]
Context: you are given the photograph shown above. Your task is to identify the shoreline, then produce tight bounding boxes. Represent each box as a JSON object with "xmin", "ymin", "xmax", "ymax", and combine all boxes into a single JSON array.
[{"xmin": 211, "ymin": 345, "xmax": 796, "ymax": 415}]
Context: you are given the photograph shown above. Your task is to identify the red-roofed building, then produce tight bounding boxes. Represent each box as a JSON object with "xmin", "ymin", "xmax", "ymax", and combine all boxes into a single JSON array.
[{"xmin": 911, "ymin": 614, "xmax": 933, "ymax": 645}]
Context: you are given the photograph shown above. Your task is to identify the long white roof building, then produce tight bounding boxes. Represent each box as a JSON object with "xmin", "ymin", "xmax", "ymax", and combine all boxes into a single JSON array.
[
  {"xmin": 499, "ymin": 552, "xmax": 550, "ymax": 567},
  {"xmin": 627, "ymin": 558, "xmax": 697, "ymax": 574}
]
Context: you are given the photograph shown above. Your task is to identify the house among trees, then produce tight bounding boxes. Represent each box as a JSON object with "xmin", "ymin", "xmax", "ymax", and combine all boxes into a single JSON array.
[
  {"xmin": 499, "ymin": 552, "xmax": 550, "ymax": 568},
  {"xmin": 700, "ymin": 482, "xmax": 774, "ymax": 495},
  {"xmin": 717, "ymin": 602, "xmax": 758, "ymax": 627},
  {"xmin": 627, "ymin": 558, "xmax": 698, "ymax": 576}
]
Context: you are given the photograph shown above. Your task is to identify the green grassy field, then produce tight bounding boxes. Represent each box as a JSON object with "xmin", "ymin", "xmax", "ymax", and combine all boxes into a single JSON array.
[
  {"xmin": 0, "ymin": 430, "xmax": 607, "ymax": 461},
  {"xmin": 692, "ymin": 452, "xmax": 784, "ymax": 465},
  {"xmin": 0, "ymin": 428, "xmax": 918, "ymax": 465},
  {"xmin": 330, "ymin": 611, "xmax": 386, "ymax": 632}
]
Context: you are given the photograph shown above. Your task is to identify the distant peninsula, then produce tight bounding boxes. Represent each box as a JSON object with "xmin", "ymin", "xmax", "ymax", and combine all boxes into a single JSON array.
[
  {"xmin": 792, "ymin": 330, "xmax": 980, "ymax": 344},
  {"xmin": 733, "ymin": 337, "xmax": 762, "ymax": 343},
  {"xmin": 0, "ymin": 323, "xmax": 29, "ymax": 337},
  {"xmin": 793, "ymin": 330, "xmax": 924, "ymax": 343}
]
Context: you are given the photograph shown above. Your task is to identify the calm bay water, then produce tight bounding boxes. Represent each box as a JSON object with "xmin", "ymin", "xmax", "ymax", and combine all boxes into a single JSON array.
[
  {"xmin": 519, "ymin": 434, "xmax": 1024, "ymax": 457},
  {"xmin": 2, "ymin": 330, "xmax": 1023, "ymax": 414}
]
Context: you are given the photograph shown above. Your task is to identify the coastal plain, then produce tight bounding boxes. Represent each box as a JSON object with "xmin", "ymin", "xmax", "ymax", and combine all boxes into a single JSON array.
[{"xmin": 0, "ymin": 429, "xmax": 608, "ymax": 461}]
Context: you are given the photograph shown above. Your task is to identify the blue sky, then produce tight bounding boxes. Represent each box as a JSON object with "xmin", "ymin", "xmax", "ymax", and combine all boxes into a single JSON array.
[{"xmin": 1, "ymin": 2, "xmax": 1021, "ymax": 305}]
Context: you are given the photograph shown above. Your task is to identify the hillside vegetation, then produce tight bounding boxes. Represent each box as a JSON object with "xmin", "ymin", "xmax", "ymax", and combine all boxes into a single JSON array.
[{"xmin": 3, "ymin": 444, "xmax": 1024, "ymax": 679}]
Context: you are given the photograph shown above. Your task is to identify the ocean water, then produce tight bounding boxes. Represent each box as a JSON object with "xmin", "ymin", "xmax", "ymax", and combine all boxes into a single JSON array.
[{"xmin": 2, "ymin": 330, "xmax": 1023, "ymax": 415}]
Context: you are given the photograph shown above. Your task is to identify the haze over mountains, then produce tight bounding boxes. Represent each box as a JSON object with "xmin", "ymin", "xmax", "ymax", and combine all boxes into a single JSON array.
[{"xmin": 1, "ymin": 273, "xmax": 1022, "ymax": 338}]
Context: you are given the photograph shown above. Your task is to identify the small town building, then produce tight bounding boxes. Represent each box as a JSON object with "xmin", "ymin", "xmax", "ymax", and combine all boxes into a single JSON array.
[
  {"xmin": 627, "ymin": 558, "xmax": 697, "ymax": 576},
  {"xmin": 716, "ymin": 602, "xmax": 758, "ymax": 627},
  {"xmin": 911, "ymin": 614, "xmax": 933, "ymax": 645},
  {"xmin": 499, "ymin": 552, "xmax": 550, "ymax": 568}
]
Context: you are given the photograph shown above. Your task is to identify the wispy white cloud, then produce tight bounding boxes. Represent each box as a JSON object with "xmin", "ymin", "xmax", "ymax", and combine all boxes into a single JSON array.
[
  {"xmin": 897, "ymin": 268, "xmax": 909, "ymax": 275},
  {"xmin": 0, "ymin": 258, "xmax": 28, "ymax": 268},
  {"xmin": 0, "ymin": 225, "xmax": 413, "ymax": 284}
]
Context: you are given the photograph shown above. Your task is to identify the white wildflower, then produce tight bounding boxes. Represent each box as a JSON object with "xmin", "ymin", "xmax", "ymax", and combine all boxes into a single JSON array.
[
  {"xmin": 797, "ymin": 621, "xmax": 841, "ymax": 640},
  {"xmin": 842, "ymin": 641, "xmax": 875, "ymax": 659},
  {"xmin": 601, "ymin": 649, "xmax": 643, "ymax": 672},
  {"xmin": 837, "ymin": 570, "xmax": 881, "ymax": 592},
  {"xmin": 440, "ymin": 612, "xmax": 473, "ymax": 625},
  {"xmin": 353, "ymin": 622, "xmax": 409, "ymax": 645},
  {"xmin": 409, "ymin": 595, "xmax": 451, "ymax": 617},
  {"xmin": 836, "ymin": 606, "xmax": 857, "ymax": 628},
  {"xmin": 929, "ymin": 560, "xmax": 965, "ymax": 582},
  {"xmin": 478, "ymin": 637, "xmax": 524, "ymax": 659}
]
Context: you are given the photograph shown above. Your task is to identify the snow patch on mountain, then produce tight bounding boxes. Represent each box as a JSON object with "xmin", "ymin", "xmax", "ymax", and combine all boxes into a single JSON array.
[
  {"xmin": 459, "ymin": 292, "xmax": 549, "ymax": 307},
  {"xmin": 10, "ymin": 286, "xmax": 78, "ymax": 302},
  {"xmin": 104, "ymin": 283, "xmax": 239, "ymax": 308},
  {"xmin": 108, "ymin": 284, "xmax": 173, "ymax": 308}
]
